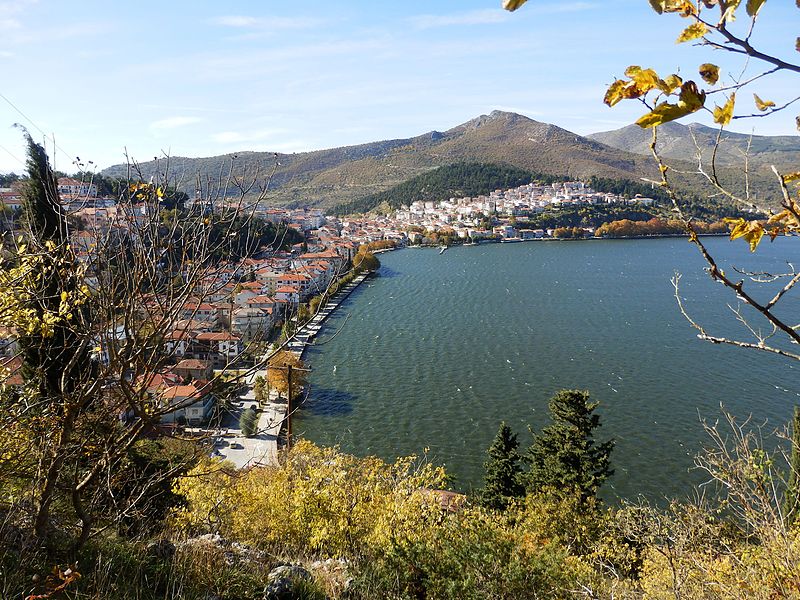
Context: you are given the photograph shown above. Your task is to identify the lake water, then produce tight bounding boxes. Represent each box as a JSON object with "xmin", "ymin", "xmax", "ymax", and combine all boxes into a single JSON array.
[{"xmin": 296, "ymin": 237, "xmax": 800, "ymax": 501}]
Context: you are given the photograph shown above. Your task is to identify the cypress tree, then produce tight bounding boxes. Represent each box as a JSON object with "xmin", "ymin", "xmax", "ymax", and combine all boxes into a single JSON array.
[
  {"xmin": 525, "ymin": 389, "xmax": 614, "ymax": 502},
  {"xmin": 480, "ymin": 422, "xmax": 525, "ymax": 510},
  {"xmin": 17, "ymin": 132, "xmax": 92, "ymax": 398},
  {"xmin": 15, "ymin": 132, "xmax": 96, "ymax": 543},
  {"xmin": 19, "ymin": 130, "xmax": 68, "ymax": 243},
  {"xmin": 784, "ymin": 406, "xmax": 800, "ymax": 525}
]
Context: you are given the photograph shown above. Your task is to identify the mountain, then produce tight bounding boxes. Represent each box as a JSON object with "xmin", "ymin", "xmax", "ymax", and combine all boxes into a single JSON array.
[
  {"xmin": 102, "ymin": 111, "xmax": 785, "ymax": 211},
  {"xmin": 588, "ymin": 122, "xmax": 800, "ymax": 174}
]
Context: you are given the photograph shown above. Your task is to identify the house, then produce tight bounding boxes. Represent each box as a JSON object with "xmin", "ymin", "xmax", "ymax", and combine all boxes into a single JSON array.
[
  {"xmin": 0, "ymin": 356, "xmax": 23, "ymax": 388},
  {"xmin": 276, "ymin": 273, "xmax": 312, "ymax": 299},
  {"xmin": 172, "ymin": 358, "xmax": 213, "ymax": 381},
  {"xmin": 193, "ymin": 331, "xmax": 243, "ymax": 367},
  {"xmin": 57, "ymin": 177, "xmax": 98, "ymax": 199},
  {"xmin": 232, "ymin": 306, "xmax": 274, "ymax": 340},
  {"xmin": 159, "ymin": 381, "xmax": 215, "ymax": 426},
  {"xmin": 181, "ymin": 302, "xmax": 219, "ymax": 326},
  {"xmin": 274, "ymin": 285, "xmax": 300, "ymax": 306}
]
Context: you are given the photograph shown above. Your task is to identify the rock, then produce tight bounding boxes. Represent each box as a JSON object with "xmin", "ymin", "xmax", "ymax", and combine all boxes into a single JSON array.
[
  {"xmin": 145, "ymin": 539, "xmax": 175, "ymax": 561},
  {"xmin": 267, "ymin": 564, "xmax": 312, "ymax": 583},
  {"xmin": 263, "ymin": 577, "xmax": 293, "ymax": 600},
  {"xmin": 262, "ymin": 565, "xmax": 314, "ymax": 600}
]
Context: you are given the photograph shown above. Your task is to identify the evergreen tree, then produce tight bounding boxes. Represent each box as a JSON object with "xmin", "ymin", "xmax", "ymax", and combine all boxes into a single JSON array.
[
  {"xmin": 20, "ymin": 130, "xmax": 68, "ymax": 243},
  {"xmin": 525, "ymin": 389, "xmax": 614, "ymax": 502},
  {"xmin": 479, "ymin": 422, "xmax": 524, "ymax": 510},
  {"xmin": 784, "ymin": 406, "xmax": 800, "ymax": 525},
  {"xmin": 240, "ymin": 406, "xmax": 259, "ymax": 437},
  {"xmin": 15, "ymin": 132, "xmax": 97, "ymax": 543}
]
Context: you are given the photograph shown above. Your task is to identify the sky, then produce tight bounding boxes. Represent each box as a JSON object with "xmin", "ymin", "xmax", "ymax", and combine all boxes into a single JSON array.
[{"xmin": 0, "ymin": 0, "xmax": 797, "ymax": 174}]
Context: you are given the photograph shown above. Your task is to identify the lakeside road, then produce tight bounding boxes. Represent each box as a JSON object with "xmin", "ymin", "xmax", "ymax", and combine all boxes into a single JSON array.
[
  {"xmin": 284, "ymin": 271, "xmax": 370, "ymax": 359},
  {"xmin": 211, "ymin": 270, "xmax": 372, "ymax": 467}
]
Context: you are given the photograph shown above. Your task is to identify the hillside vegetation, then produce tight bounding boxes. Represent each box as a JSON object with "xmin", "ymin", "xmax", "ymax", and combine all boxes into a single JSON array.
[
  {"xmin": 332, "ymin": 162, "xmax": 565, "ymax": 215},
  {"xmin": 101, "ymin": 111, "xmax": 785, "ymax": 212}
]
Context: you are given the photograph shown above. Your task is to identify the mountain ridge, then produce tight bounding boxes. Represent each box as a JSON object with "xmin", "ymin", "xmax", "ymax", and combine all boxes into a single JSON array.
[{"xmin": 102, "ymin": 111, "xmax": 786, "ymax": 211}]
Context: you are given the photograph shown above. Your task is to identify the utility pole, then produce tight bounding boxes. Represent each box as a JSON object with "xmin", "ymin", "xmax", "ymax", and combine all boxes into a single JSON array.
[
  {"xmin": 266, "ymin": 360, "xmax": 310, "ymax": 452},
  {"xmin": 287, "ymin": 364, "xmax": 293, "ymax": 450}
]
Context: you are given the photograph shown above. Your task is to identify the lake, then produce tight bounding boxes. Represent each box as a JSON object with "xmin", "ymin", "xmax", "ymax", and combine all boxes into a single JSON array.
[{"xmin": 296, "ymin": 237, "xmax": 800, "ymax": 501}]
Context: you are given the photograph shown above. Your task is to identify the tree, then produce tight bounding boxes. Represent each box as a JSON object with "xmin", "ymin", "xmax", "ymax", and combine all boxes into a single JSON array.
[
  {"xmin": 267, "ymin": 351, "xmax": 307, "ymax": 399},
  {"xmin": 253, "ymin": 375, "xmax": 268, "ymax": 404},
  {"xmin": 240, "ymin": 406, "xmax": 259, "ymax": 437},
  {"xmin": 353, "ymin": 248, "xmax": 380, "ymax": 273},
  {"xmin": 0, "ymin": 133, "xmax": 304, "ymax": 556},
  {"xmin": 525, "ymin": 390, "xmax": 614, "ymax": 502},
  {"xmin": 479, "ymin": 422, "xmax": 525, "ymax": 510}
]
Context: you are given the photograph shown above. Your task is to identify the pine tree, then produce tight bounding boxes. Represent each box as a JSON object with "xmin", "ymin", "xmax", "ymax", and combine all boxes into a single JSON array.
[
  {"xmin": 784, "ymin": 406, "xmax": 800, "ymax": 525},
  {"xmin": 480, "ymin": 422, "xmax": 525, "ymax": 510},
  {"xmin": 525, "ymin": 389, "xmax": 614, "ymax": 502}
]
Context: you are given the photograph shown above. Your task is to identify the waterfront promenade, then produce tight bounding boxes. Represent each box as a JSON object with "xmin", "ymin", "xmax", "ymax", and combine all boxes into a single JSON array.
[
  {"xmin": 217, "ymin": 270, "xmax": 371, "ymax": 467},
  {"xmin": 284, "ymin": 271, "xmax": 370, "ymax": 358}
]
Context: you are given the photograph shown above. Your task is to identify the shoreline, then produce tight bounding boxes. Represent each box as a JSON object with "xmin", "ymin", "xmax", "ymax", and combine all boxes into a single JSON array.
[
  {"xmin": 405, "ymin": 231, "xmax": 731, "ymax": 249},
  {"xmin": 285, "ymin": 271, "xmax": 372, "ymax": 358}
]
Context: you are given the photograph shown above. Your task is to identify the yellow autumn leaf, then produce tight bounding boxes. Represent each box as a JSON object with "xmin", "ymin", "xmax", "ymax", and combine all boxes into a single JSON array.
[
  {"xmin": 713, "ymin": 93, "xmax": 736, "ymax": 125},
  {"xmin": 502, "ymin": 0, "xmax": 527, "ymax": 10},
  {"xmin": 657, "ymin": 74, "xmax": 683, "ymax": 94},
  {"xmin": 650, "ymin": 0, "xmax": 696, "ymax": 14},
  {"xmin": 604, "ymin": 67, "xmax": 664, "ymax": 107},
  {"xmin": 746, "ymin": 0, "xmax": 766, "ymax": 16},
  {"xmin": 635, "ymin": 81, "xmax": 706, "ymax": 128},
  {"xmin": 752, "ymin": 93, "xmax": 775, "ymax": 111},
  {"xmin": 699, "ymin": 63, "xmax": 720, "ymax": 85},
  {"xmin": 783, "ymin": 172, "xmax": 800, "ymax": 182},
  {"xmin": 720, "ymin": 0, "xmax": 743, "ymax": 24},
  {"xmin": 637, "ymin": 102, "xmax": 690, "ymax": 128},
  {"xmin": 604, "ymin": 80, "xmax": 629, "ymax": 107},
  {"xmin": 726, "ymin": 217, "xmax": 765, "ymax": 252},
  {"xmin": 677, "ymin": 22, "xmax": 708, "ymax": 43}
]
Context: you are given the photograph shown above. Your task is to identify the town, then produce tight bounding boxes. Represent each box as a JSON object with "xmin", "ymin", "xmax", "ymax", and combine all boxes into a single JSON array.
[{"xmin": 0, "ymin": 174, "xmax": 658, "ymax": 464}]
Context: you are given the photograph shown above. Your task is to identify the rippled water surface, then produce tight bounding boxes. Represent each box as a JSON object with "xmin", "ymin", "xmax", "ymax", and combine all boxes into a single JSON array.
[{"xmin": 296, "ymin": 237, "xmax": 800, "ymax": 500}]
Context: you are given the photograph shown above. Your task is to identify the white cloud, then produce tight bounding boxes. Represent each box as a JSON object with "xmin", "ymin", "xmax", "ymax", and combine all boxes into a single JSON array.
[
  {"xmin": 212, "ymin": 15, "xmax": 327, "ymax": 30},
  {"xmin": 0, "ymin": 0, "xmax": 36, "ymax": 33},
  {"xmin": 150, "ymin": 116, "xmax": 203, "ymax": 131},
  {"xmin": 409, "ymin": 9, "xmax": 508, "ymax": 29}
]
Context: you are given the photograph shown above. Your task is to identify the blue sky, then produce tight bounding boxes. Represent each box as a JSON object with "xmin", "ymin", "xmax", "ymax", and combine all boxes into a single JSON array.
[{"xmin": 0, "ymin": 0, "xmax": 797, "ymax": 174}]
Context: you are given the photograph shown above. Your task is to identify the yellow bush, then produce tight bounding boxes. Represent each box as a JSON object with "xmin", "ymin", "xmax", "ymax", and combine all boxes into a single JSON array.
[{"xmin": 172, "ymin": 440, "xmax": 447, "ymax": 558}]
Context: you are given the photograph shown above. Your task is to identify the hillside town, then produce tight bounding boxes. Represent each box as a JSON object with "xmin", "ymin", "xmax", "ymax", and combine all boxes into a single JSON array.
[{"xmin": 0, "ymin": 175, "xmax": 658, "ymax": 430}]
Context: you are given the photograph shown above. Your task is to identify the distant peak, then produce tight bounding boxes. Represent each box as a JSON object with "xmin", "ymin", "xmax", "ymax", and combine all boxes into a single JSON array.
[{"xmin": 458, "ymin": 110, "xmax": 536, "ymax": 131}]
